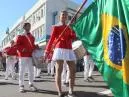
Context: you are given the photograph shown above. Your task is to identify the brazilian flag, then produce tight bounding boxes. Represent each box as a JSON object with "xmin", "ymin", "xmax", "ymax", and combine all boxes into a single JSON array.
[{"xmin": 71, "ymin": 0, "xmax": 129, "ymax": 97}]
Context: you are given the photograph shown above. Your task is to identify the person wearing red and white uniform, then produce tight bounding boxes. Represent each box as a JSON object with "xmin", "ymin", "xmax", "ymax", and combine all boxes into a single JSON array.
[
  {"xmin": 47, "ymin": 53, "xmax": 55, "ymax": 77},
  {"xmin": 62, "ymin": 61, "xmax": 69, "ymax": 86},
  {"xmin": 32, "ymin": 45, "xmax": 42, "ymax": 79},
  {"xmin": 15, "ymin": 23, "xmax": 37, "ymax": 92},
  {"xmin": 45, "ymin": 10, "xmax": 76, "ymax": 97},
  {"xmin": 83, "ymin": 52, "xmax": 95, "ymax": 81},
  {"xmin": 0, "ymin": 52, "xmax": 3, "ymax": 70},
  {"xmin": 3, "ymin": 40, "xmax": 17, "ymax": 80}
]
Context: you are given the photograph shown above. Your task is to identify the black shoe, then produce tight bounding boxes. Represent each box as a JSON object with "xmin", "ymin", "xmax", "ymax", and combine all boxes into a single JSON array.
[
  {"xmin": 58, "ymin": 93, "xmax": 65, "ymax": 97},
  {"xmin": 51, "ymin": 74, "xmax": 54, "ymax": 77},
  {"xmin": 64, "ymin": 82, "xmax": 69, "ymax": 87},
  {"xmin": 35, "ymin": 76, "xmax": 41, "ymax": 78},
  {"xmin": 84, "ymin": 78, "xmax": 92, "ymax": 82}
]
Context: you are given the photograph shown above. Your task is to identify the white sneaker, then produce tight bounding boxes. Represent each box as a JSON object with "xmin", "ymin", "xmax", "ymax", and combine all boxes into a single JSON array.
[
  {"xmin": 29, "ymin": 84, "xmax": 37, "ymax": 91},
  {"xmin": 12, "ymin": 75, "xmax": 17, "ymax": 80},
  {"xmin": 5, "ymin": 77, "xmax": 8, "ymax": 80},
  {"xmin": 19, "ymin": 86, "xmax": 25, "ymax": 93}
]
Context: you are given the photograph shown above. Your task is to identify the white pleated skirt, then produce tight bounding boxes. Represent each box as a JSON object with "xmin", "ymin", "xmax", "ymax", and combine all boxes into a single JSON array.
[{"xmin": 52, "ymin": 48, "xmax": 76, "ymax": 61}]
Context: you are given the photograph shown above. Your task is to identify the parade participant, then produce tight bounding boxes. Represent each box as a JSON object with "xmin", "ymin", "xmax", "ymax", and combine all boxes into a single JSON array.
[
  {"xmin": 1, "ymin": 54, "xmax": 6, "ymax": 71},
  {"xmin": 34, "ymin": 66, "xmax": 41, "ymax": 78},
  {"xmin": 62, "ymin": 61, "xmax": 69, "ymax": 86},
  {"xmin": 3, "ymin": 40, "xmax": 17, "ymax": 80},
  {"xmin": 0, "ymin": 52, "xmax": 3, "ymax": 70},
  {"xmin": 32, "ymin": 45, "xmax": 42, "ymax": 78},
  {"xmin": 45, "ymin": 10, "xmax": 76, "ymax": 97},
  {"xmin": 47, "ymin": 60, "xmax": 55, "ymax": 77},
  {"xmin": 83, "ymin": 52, "xmax": 95, "ymax": 81},
  {"xmin": 14, "ymin": 22, "xmax": 37, "ymax": 92}
]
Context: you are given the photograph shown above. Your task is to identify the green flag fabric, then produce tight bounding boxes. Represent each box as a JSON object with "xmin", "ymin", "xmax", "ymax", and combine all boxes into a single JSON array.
[{"xmin": 71, "ymin": 0, "xmax": 129, "ymax": 97}]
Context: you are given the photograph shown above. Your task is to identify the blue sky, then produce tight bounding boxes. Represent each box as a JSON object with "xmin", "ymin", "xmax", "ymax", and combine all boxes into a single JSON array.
[{"xmin": 0, "ymin": 0, "xmax": 92, "ymax": 45}]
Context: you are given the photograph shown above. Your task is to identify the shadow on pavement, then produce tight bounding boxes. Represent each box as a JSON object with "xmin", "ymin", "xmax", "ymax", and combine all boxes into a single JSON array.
[
  {"xmin": 22, "ymin": 90, "xmax": 113, "ymax": 97},
  {"xmin": 33, "ymin": 79, "xmax": 55, "ymax": 83},
  {"xmin": 75, "ymin": 84, "xmax": 108, "ymax": 89},
  {"xmin": 92, "ymin": 80, "xmax": 105, "ymax": 82},
  {"xmin": 0, "ymin": 82, "xmax": 18, "ymax": 85},
  {"xmin": 26, "ymin": 89, "xmax": 58, "ymax": 95},
  {"xmin": 76, "ymin": 76, "xmax": 85, "ymax": 78},
  {"xmin": 75, "ymin": 91, "xmax": 113, "ymax": 97}
]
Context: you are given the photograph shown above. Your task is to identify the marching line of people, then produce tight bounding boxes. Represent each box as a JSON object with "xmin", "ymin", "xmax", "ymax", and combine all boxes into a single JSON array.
[{"xmin": 0, "ymin": 10, "xmax": 96, "ymax": 97}]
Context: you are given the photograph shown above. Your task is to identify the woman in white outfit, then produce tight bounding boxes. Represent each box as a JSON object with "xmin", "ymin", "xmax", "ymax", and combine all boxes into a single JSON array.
[{"xmin": 45, "ymin": 11, "xmax": 77, "ymax": 97}]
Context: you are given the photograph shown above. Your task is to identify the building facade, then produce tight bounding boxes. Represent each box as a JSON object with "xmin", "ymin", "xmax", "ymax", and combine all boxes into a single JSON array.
[{"xmin": 2, "ymin": 0, "xmax": 79, "ymax": 49}]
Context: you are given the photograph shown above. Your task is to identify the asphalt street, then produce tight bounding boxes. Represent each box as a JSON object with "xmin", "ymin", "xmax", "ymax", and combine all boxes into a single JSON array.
[{"xmin": 0, "ymin": 71, "xmax": 113, "ymax": 97}]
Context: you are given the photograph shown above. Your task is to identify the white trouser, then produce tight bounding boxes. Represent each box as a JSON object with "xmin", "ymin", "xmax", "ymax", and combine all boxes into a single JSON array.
[
  {"xmin": 5, "ymin": 57, "xmax": 16, "ymax": 78},
  {"xmin": 34, "ymin": 66, "xmax": 41, "ymax": 77},
  {"xmin": 47, "ymin": 61, "xmax": 55, "ymax": 75},
  {"xmin": 19, "ymin": 57, "xmax": 34, "ymax": 86},
  {"xmin": 84, "ymin": 55, "xmax": 94, "ymax": 79},
  {"xmin": 62, "ymin": 61, "xmax": 69, "ymax": 83}
]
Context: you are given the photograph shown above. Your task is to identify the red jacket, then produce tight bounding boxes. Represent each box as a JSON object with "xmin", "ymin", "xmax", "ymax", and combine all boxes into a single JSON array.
[
  {"xmin": 45, "ymin": 25, "xmax": 76, "ymax": 54},
  {"xmin": 15, "ymin": 33, "xmax": 36, "ymax": 57},
  {"xmin": 3, "ymin": 46, "xmax": 17, "ymax": 56}
]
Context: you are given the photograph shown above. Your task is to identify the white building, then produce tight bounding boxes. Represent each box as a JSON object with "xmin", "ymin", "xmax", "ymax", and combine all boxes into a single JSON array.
[{"xmin": 2, "ymin": 0, "xmax": 80, "ymax": 49}]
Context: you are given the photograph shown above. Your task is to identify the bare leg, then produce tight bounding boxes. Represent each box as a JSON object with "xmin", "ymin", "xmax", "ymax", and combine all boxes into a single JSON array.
[
  {"xmin": 67, "ymin": 61, "xmax": 76, "ymax": 94},
  {"xmin": 55, "ymin": 60, "xmax": 64, "ymax": 95}
]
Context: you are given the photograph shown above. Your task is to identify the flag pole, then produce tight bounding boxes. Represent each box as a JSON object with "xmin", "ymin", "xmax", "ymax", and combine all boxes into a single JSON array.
[{"xmin": 68, "ymin": 0, "xmax": 88, "ymax": 24}]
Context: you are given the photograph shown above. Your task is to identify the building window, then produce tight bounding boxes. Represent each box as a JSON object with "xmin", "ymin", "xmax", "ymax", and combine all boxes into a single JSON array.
[
  {"xmin": 33, "ymin": 15, "xmax": 36, "ymax": 24},
  {"xmin": 41, "ymin": 9, "xmax": 43, "ymax": 18},
  {"xmin": 39, "ymin": 27, "xmax": 42, "ymax": 38},
  {"xmin": 35, "ymin": 30, "xmax": 38, "ymax": 40},
  {"xmin": 37, "ymin": 29, "xmax": 39, "ymax": 39},
  {"xmin": 38, "ymin": 11, "xmax": 41, "ymax": 20},
  {"xmin": 40, "ymin": 27, "xmax": 43, "ymax": 35},
  {"xmin": 52, "ymin": 11, "xmax": 58, "ymax": 25},
  {"xmin": 41, "ymin": 3, "xmax": 46, "ymax": 18},
  {"xmin": 36, "ymin": 12, "xmax": 39, "ymax": 22},
  {"xmin": 43, "ymin": 4, "xmax": 46, "ymax": 17}
]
